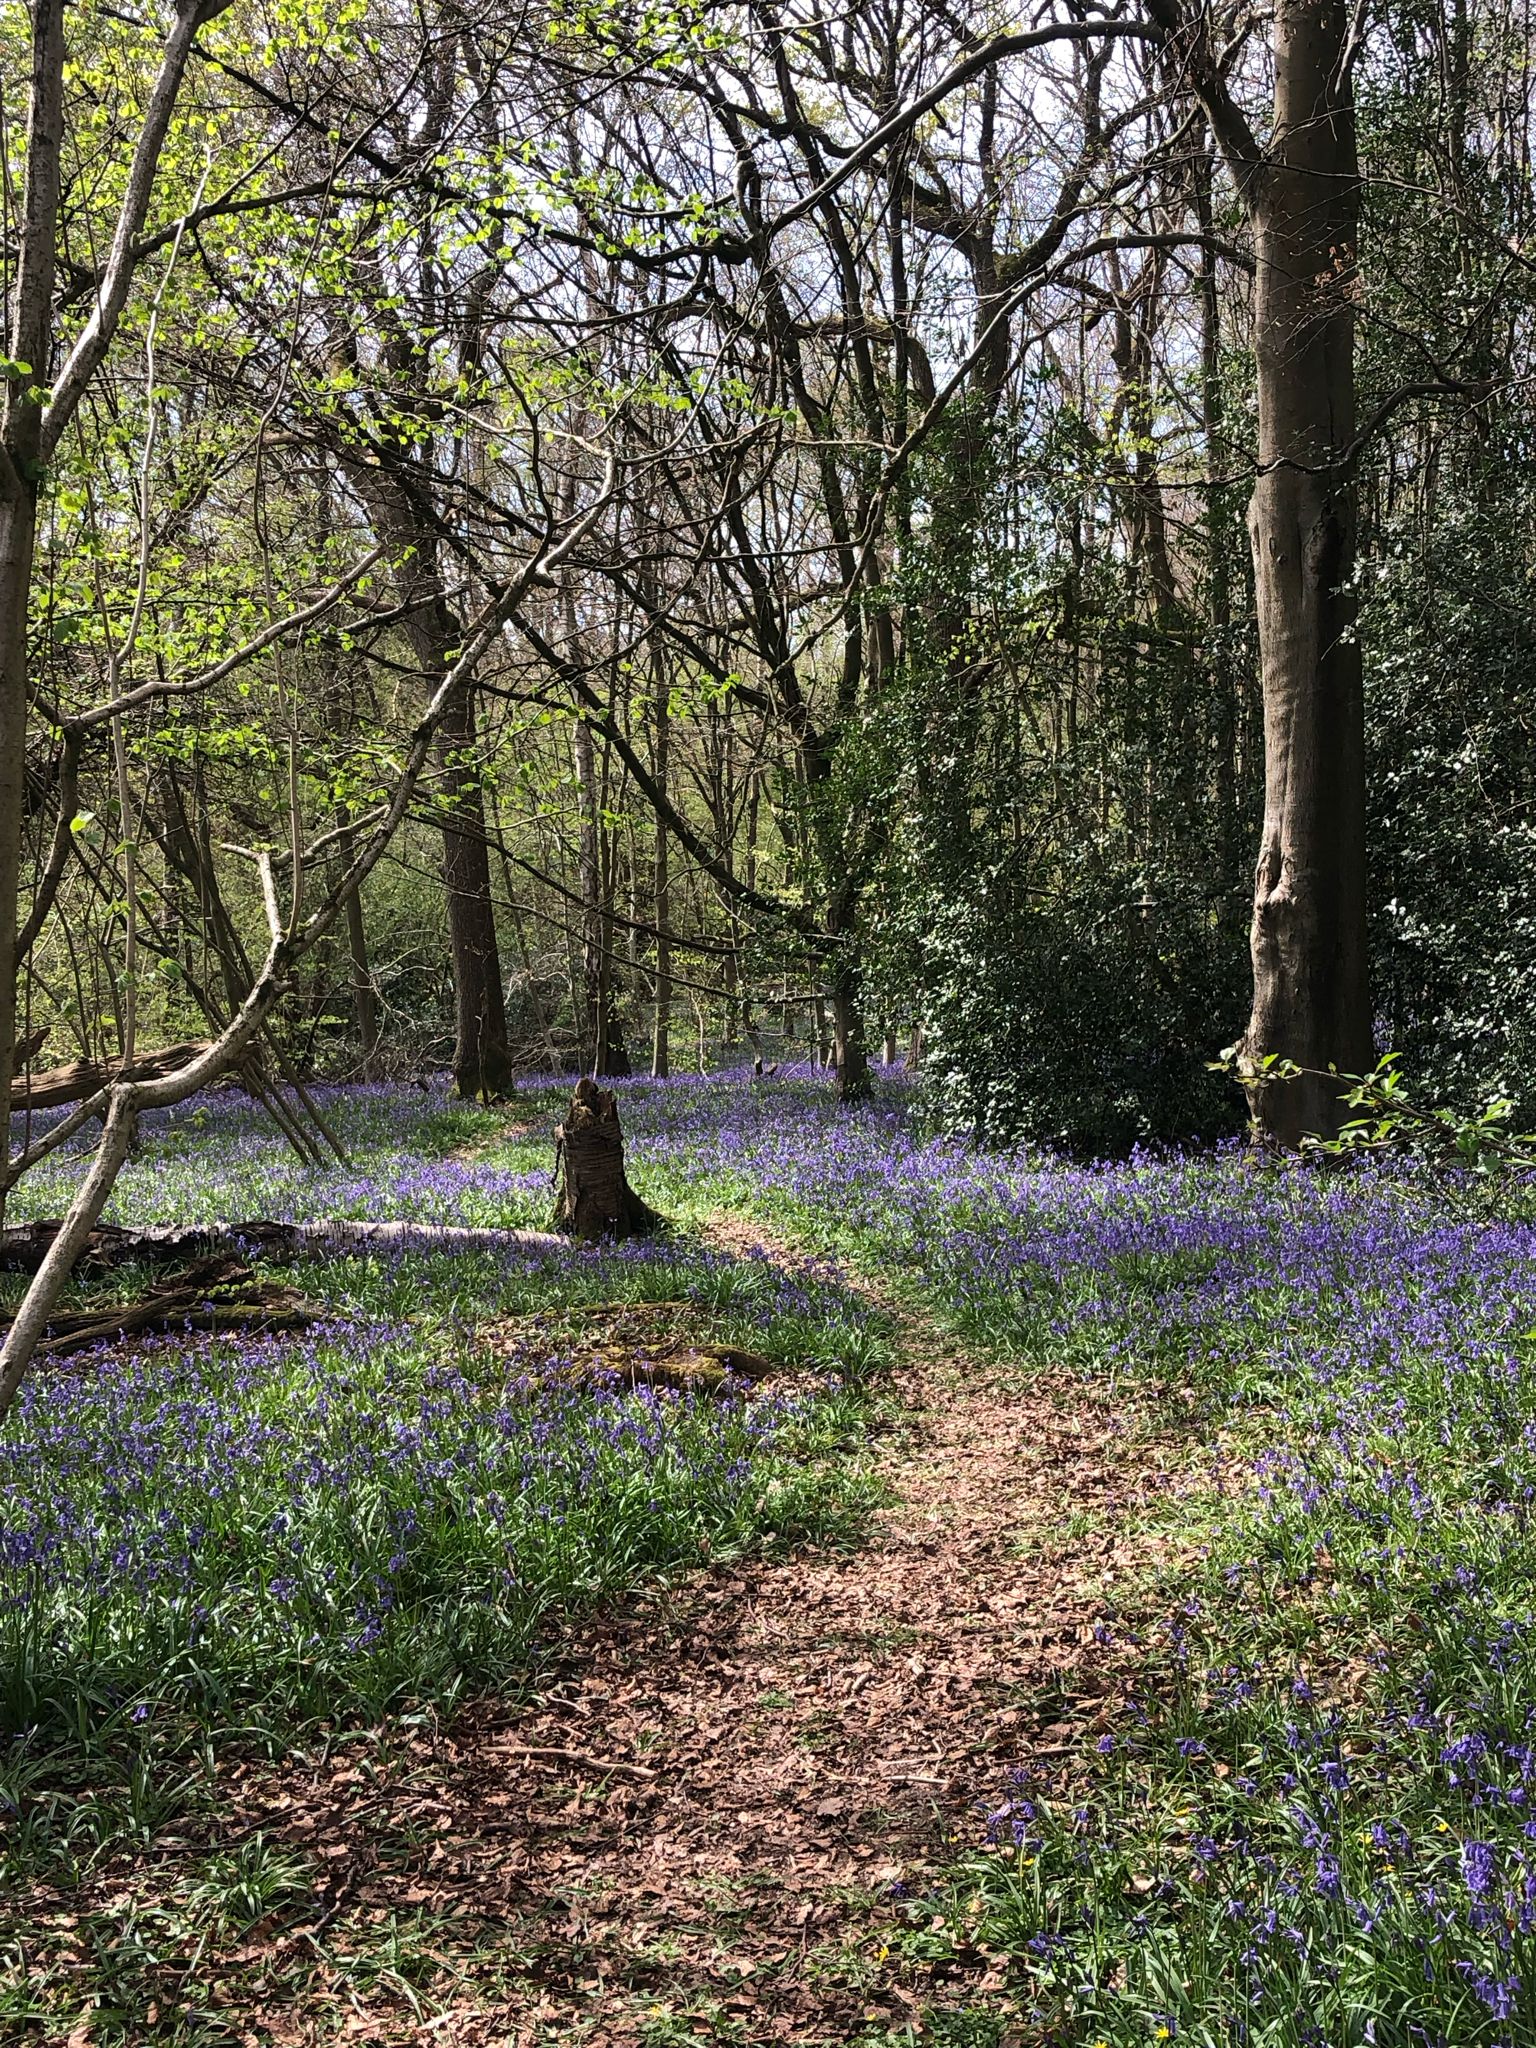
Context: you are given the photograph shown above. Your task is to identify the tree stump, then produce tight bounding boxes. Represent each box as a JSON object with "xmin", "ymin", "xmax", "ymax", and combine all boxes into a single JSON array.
[{"xmin": 553, "ymin": 1078, "xmax": 663, "ymax": 1239}]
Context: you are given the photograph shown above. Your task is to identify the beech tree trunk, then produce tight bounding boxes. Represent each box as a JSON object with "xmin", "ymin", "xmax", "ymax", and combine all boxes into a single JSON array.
[
  {"xmin": 1240, "ymin": 0, "xmax": 1373, "ymax": 1142},
  {"xmin": 553, "ymin": 1079, "xmax": 661, "ymax": 1239}
]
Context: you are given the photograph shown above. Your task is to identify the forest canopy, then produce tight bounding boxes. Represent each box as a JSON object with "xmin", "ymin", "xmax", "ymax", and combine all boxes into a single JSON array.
[{"xmin": 2, "ymin": 0, "xmax": 1532, "ymax": 1380}]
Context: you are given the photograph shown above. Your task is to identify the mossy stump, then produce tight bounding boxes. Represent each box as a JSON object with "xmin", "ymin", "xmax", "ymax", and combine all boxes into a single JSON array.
[{"xmin": 553, "ymin": 1078, "xmax": 663, "ymax": 1240}]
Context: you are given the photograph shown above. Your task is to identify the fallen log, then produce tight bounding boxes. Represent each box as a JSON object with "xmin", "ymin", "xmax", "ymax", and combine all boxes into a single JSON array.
[
  {"xmin": 0, "ymin": 1217, "xmax": 568, "ymax": 1275},
  {"xmin": 562, "ymin": 1341, "xmax": 780, "ymax": 1396},
  {"xmin": 6, "ymin": 1253, "xmax": 318, "ymax": 1363},
  {"xmin": 9, "ymin": 1040, "xmax": 213, "ymax": 1111},
  {"xmin": 484, "ymin": 1312, "xmax": 783, "ymax": 1398}
]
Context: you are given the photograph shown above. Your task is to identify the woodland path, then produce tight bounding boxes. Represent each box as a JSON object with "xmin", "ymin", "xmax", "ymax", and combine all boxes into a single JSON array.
[
  {"xmin": 230, "ymin": 1217, "xmax": 1190, "ymax": 2048},
  {"xmin": 163, "ymin": 1218, "xmax": 1201, "ymax": 2048}
]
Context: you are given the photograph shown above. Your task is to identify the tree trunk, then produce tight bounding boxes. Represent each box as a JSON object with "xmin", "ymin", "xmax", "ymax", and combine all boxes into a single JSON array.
[
  {"xmin": 0, "ymin": 1216, "xmax": 564, "ymax": 1275},
  {"xmin": 351, "ymin": 462, "xmax": 512, "ymax": 1102},
  {"xmin": 813, "ymin": 996, "xmax": 831, "ymax": 1069},
  {"xmin": 552, "ymin": 1078, "xmax": 662, "ymax": 1239},
  {"xmin": 830, "ymin": 943, "xmax": 871, "ymax": 1103},
  {"xmin": 10, "ymin": 1040, "xmax": 212, "ymax": 1111},
  {"xmin": 1194, "ymin": 123, "xmax": 1243, "ymax": 932},
  {"xmin": 1240, "ymin": 0, "xmax": 1372, "ymax": 1142},
  {"xmin": 573, "ymin": 713, "xmax": 629, "ymax": 1076},
  {"xmin": 651, "ymin": 677, "xmax": 672, "ymax": 1079},
  {"xmin": 0, "ymin": 487, "xmax": 34, "ymax": 1214},
  {"xmin": 832, "ymin": 994, "xmax": 870, "ymax": 1100},
  {"xmin": 336, "ymin": 807, "xmax": 381, "ymax": 1081},
  {"xmin": 438, "ymin": 674, "xmax": 514, "ymax": 1099},
  {"xmin": 0, "ymin": 0, "xmax": 63, "ymax": 1229}
]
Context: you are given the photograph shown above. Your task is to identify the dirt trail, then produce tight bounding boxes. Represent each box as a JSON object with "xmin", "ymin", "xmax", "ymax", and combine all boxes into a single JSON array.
[{"xmin": 348, "ymin": 1222, "xmax": 1192, "ymax": 2046}]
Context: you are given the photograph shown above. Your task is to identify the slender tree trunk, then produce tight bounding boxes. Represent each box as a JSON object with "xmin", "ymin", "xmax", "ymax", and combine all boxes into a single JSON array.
[
  {"xmin": 1240, "ymin": 0, "xmax": 1372, "ymax": 1141},
  {"xmin": 1195, "ymin": 125, "xmax": 1242, "ymax": 929},
  {"xmin": 573, "ymin": 713, "xmax": 628, "ymax": 1076},
  {"xmin": 828, "ymin": 890, "xmax": 871, "ymax": 1101},
  {"xmin": 0, "ymin": 488, "xmax": 35, "ymax": 1219},
  {"xmin": 598, "ymin": 823, "xmax": 631, "ymax": 1077},
  {"xmin": 830, "ymin": 960, "xmax": 870, "ymax": 1101},
  {"xmin": 651, "ymin": 676, "xmax": 672, "ymax": 1079},
  {"xmin": 0, "ymin": 0, "xmax": 63, "ymax": 1228},
  {"xmin": 355, "ymin": 462, "xmax": 512, "ymax": 1100},
  {"xmin": 437, "ymin": 673, "xmax": 514, "ymax": 1099},
  {"xmin": 335, "ymin": 808, "xmax": 381, "ymax": 1081}
]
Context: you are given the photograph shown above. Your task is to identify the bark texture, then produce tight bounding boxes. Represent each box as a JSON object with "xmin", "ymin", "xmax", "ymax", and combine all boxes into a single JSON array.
[
  {"xmin": 9, "ymin": 1040, "xmax": 212, "ymax": 1110},
  {"xmin": 553, "ymin": 1078, "xmax": 662, "ymax": 1240},
  {"xmin": 1240, "ymin": 0, "xmax": 1373, "ymax": 1141}
]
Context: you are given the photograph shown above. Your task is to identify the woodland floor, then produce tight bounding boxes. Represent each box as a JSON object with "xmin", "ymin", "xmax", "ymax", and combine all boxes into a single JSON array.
[
  {"xmin": 15, "ymin": 1084, "xmax": 1536, "ymax": 2044},
  {"xmin": 191, "ymin": 1218, "xmax": 1194, "ymax": 2047}
]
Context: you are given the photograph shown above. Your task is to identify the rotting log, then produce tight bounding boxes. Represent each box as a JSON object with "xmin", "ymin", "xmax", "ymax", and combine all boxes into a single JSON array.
[
  {"xmin": 8, "ymin": 1040, "xmax": 212, "ymax": 1111},
  {"xmin": 0, "ymin": 1217, "xmax": 566, "ymax": 1275},
  {"xmin": 562, "ymin": 1341, "xmax": 777, "ymax": 1396},
  {"xmin": 482, "ymin": 1308, "xmax": 781, "ymax": 1398},
  {"xmin": 6, "ymin": 1253, "xmax": 317, "ymax": 1363},
  {"xmin": 552, "ymin": 1078, "xmax": 663, "ymax": 1240}
]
